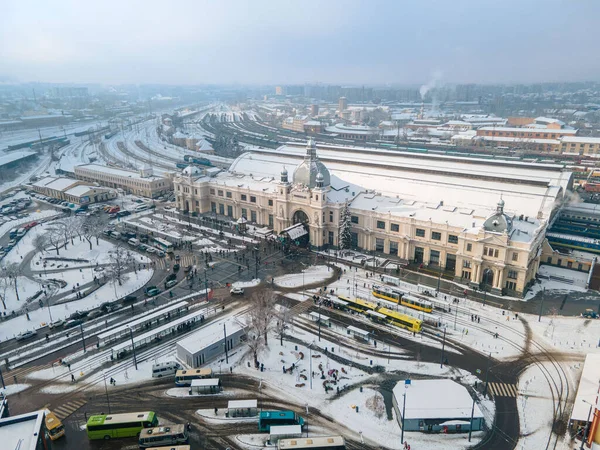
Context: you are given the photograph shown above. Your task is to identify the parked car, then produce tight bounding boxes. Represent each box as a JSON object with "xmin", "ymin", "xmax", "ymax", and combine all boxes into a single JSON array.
[
  {"xmin": 48, "ymin": 320, "xmax": 64, "ymax": 329},
  {"xmin": 183, "ymin": 265, "xmax": 193, "ymax": 273},
  {"xmin": 15, "ymin": 330, "xmax": 36, "ymax": 341},
  {"xmin": 146, "ymin": 247, "xmax": 156, "ymax": 254},
  {"xmin": 173, "ymin": 263, "xmax": 180, "ymax": 272},
  {"xmin": 166, "ymin": 273, "xmax": 177, "ymax": 283},
  {"xmin": 122, "ymin": 295, "xmax": 137, "ymax": 305},
  {"xmin": 230, "ymin": 287, "xmax": 245, "ymax": 295},
  {"xmin": 87, "ymin": 310, "xmax": 104, "ymax": 319},
  {"xmin": 64, "ymin": 319, "xmax": 84, "ymax": 329},
  {"xmin": 145, "ymin": 287, "xmax": 161, "ymax": 297},
  {"xmin": 165, "ymin": 279, "xmax": 177, "ymax": 289},
  {"xmin": 68, "ymin": 311, "xmax": 89, "ymax": 320},
  {"xmin": 156, "ymin": 250, "xmax": 166, "ymax": 257}
]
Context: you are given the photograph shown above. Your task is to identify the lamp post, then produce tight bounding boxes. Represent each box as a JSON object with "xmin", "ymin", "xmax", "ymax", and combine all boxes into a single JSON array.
[
  {"xmin": 538, "ymin": 287, "xmax": 545, "ymax": 322},
  {"xmin": 436, "ymin": 263, "xmax": 443, "ymax": 296},
  {"xmin": 440, "ymin": 326, "xmax": 447, "ymax": 368},
  {"xmin": 580, "ymin": 400, "xmax": 594, "ymax": 450},
  {"xmin": 128, "ymin": 326, "xmax": 138, "ymax": 370},
  {"xmin": 401, "ymin": 390, "xmax": 407, "ymax": 444},
  {"xmin": 483, "ymin": 352, "xmax": 493, "ymax": 396},
  {"xmin": 102, "ymin": 370, "xmax": 111, "ymax": 413}
]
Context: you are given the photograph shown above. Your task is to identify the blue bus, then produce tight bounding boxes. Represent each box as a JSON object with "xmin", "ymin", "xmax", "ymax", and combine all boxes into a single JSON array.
[{"xmin": 258, "ymin": 411, "xmax": 304, "ymax": 433}]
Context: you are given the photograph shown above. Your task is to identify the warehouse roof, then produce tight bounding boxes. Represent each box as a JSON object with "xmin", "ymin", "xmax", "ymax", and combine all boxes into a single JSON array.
[{"xmin": 75, "ymin": 164, "xmax": 166, "ymax": 180}]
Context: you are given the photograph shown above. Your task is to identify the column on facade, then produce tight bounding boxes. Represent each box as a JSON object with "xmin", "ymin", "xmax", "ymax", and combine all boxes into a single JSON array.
[
  {"xmin": 495, "ymin": 269, "xmax": 503, "ymax": 289},
  {"xmin": 472, "ymin": 264, "xmax": 480, "ymax": 283}
]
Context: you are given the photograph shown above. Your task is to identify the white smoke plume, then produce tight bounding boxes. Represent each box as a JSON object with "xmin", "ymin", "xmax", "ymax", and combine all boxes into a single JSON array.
[{"xmin": 419, "ymin": 70, "xmax": 444, "ymax": 99}]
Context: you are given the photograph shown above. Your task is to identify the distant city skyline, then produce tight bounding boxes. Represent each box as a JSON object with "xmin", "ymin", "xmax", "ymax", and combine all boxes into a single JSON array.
[{"xmin": 1, "ymin": 0, "xmax": 599, "ymax": 86}]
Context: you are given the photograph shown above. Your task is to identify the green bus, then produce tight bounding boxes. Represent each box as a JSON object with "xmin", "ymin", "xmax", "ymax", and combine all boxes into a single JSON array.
[{"xmin": 86, "ymin": 411, "xmax": 158, "ymax": 440}]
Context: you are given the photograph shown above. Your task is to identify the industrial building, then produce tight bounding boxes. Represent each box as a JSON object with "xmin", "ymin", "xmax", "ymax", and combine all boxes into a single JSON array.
[
  {"xmin": 0, "ymin": 410, "xmax": 49, "ymax": 450},
  {"xmin": 74, "ymin": 164, "xmax": 173, "ymax": 198},
  {"xmin": 175, "ymin": 138, "xmax": 571, "ymax": 296},
  {"xmin": 392, "ymin": 379, "xmax": 484, "ymax": 433},
  {"xmin": 176, "ymin": 319, "xmax": 245, "ymax": 368},
  {"xmin": 570, "ymin": 354, "xmax": 600, "ymax": 438}
]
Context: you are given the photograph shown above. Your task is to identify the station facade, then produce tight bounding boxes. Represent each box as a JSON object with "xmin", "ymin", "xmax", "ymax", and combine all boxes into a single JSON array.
[{"xmin": 175, "ymin": 139, "xmax": 570, "ymax": 297}]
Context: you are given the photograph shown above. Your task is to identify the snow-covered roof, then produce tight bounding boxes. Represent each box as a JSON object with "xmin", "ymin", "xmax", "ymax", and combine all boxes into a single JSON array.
[
  {"xmin": 196, "ymin": 139, "xmax": 214, "ymax": 151},
  {"xmin": 225, "ymin": 143, "xmax": 570, "ymax": 220},
  {"xmin": 478, "ymin": 126, "xmax": 577, "ymax": 135},
  {"xmin": 571, "ymin": 354, "xmax": 600, "ymax": 422},
  {"xmin": 283, "ymin": 223, "xmax": 308, "ymax": 240},
  {"xmin": 64, "ymin": 185, "xmax": 102, "ymax": 197},
  {"xmin": 177, "ymin": 318, "xmax": 244, "ymax": 354},
  {"xmin": 560, "ymin": 136, "xmax": 600, "ymax": 144},
  {"xmin": 325, "ymin": 123, "xmax": 378, "ymax": 136},
  {"xmin": 0, "ymin": 151, "xmax": 36, "ymax": 167},
  {"xmin": 393, "ymin": 379, "xmax": 484, "ymax": 420},
  {"xmin": 478, "ymin": 136, "xmax": 560, "ymax": 145},
  {"xmin": 535, "ymin": 117, "xmax": 565, "ymax": 126},
  {"xmin": 75, "ymin": 164, "xmax": 166, "ymax": 181},
  {"xmin": 44, "ymin": 177, "xmax": 79, "ymax": 191},
  {"xmin": 0, "ymin": 410, "xmax": 45, "ymax": 450}
]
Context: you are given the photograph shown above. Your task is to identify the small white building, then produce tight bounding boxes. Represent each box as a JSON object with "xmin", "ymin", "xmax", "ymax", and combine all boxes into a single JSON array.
[
  {"xmin": 392, "ymin": 379, "xmax": 484, "ymax": 433},
  {"xmin": 177, "ymin": 318, "xmax": 245, "ymax": 368}
]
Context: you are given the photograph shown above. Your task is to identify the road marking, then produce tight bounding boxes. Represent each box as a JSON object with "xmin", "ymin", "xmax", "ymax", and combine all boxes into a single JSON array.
[
  {"xmin": 488, "ymin": 382, "xmax": 518, "ymax": 398},
  {"xmin": 53, "ymin": 399, "xmax": 87, "ymax": 420}
]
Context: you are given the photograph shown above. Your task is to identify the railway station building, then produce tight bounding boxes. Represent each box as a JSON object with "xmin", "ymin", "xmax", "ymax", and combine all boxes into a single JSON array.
[{"xmin": 174, "ymin": 138, "xmax": 571, "ymax": 297}]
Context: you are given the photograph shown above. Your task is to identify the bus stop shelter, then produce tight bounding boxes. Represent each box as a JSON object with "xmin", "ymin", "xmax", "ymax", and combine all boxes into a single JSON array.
[
  {"xmin": 190, "ymin": 378, "xmax": 222, "ymax": 395},
  {"xmin": 347, "ymin": 325, "xmax": 370, "ymax": 341},
  {"xmin": 269, "ymin": 425, "xmax": 303, "ymax": 443},
  {"xmin": 309, "ymin": 312, "xmax": 330, "ymax": 326},
  {"xmin": 226, "ymin": 399, "xmax": 258, "ymax": 418}
]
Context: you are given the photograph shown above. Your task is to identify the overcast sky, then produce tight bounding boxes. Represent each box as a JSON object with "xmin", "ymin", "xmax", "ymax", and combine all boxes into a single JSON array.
[{"xmin": 1, "ymin": 0, "xmax": 599, "ymax": 86}]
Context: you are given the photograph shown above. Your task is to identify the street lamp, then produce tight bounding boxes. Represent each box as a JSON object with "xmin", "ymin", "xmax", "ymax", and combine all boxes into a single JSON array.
[
  {"xmin": 79, "ymin": 323, "xmax": 86, "ymax": 353},
  {"xmin": 439, "ymin": 325, "xmax": 447, "ymax": 368},
  {"xmin": 580, "ymin": 400, "xmax": 595, "ymax": 450},
  {"xmin": 128, "ymin": 326, "xmax": 138, "ymax": 370}
]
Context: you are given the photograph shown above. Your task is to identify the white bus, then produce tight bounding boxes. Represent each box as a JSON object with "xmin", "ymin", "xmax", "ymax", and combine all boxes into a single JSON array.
[
  {"xmin": 278, "ymin": 435, "xmax": 346, "ymax": 449},
  {"xmin": 152, "ymin": 361, "xmax": 182, "ymax": 378},
  {"xmin": 152, "ymin": 237, "xmax": 174, "ymax": 252},
  {"xmin": 139, "ymin": 424, "xmax": 189, "ymax": 448}
]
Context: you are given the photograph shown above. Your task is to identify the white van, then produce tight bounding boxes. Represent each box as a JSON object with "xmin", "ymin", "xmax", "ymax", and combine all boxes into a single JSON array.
[
  {"xmin": 135, "ymin": 204, "xmax": 150, "ymax": 212},
  {"xmin": 152, "ymin": 361, "xmax": 182, "ymax": 378},
  {"xmin": 110, "ymin": 231, "xmax": 121, "ymax": 239},
  {"xmin": 128, "ymin": 238, "xmax": 140, "ymax": 247}
]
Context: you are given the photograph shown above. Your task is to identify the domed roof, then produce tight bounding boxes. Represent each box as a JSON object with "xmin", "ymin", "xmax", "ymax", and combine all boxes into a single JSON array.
[
  {"xmin": 483, "ymin": 198, "xmax": 513, "ymax": 233},
  {"xmin": 281, "ymin": 166, "xmax": 288, "ymax": 175},
  {"xmin": 182, "ymin": 165, "xmax": 200, "ymax": 176},
  {"xmin": 293, "ymin": 138, "xmax": 330, "ymax": 188},
  {"xmin": 316, "ymin": 172, "xmax": 324, "ymax": 182}
]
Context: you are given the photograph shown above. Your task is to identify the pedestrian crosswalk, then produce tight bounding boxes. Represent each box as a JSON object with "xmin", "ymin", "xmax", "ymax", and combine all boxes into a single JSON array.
[
  {"xmin": 487, "ymin": 382, "xmax": 519, "ymax": 398},
  {"xmin": 53, "ymin": 399, "xmax": 87, "ymax": 420},
  {"xmin": 290, "ymin": 298, "xmax": 315, "ymax": 316},
  {"xmin": 154, "ymin": 255, "xmax": 196, "ymax": 270}
]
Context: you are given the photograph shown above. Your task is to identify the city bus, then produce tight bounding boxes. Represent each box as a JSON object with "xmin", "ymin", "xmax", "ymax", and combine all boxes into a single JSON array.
[
  {"xmin": 146, "ymin": 447, "xmax": 190, "ymax": 450},
  {"xmin": 278, "ymin": 435, "xmax": 346, "ymax": 449},
  {"xmin": 258, "ymin": 410, "xmax": 304, "ymax": 433},
  {"xmin": 138, "ymin": 424, "xmax": 189, "ymax": 448},
  {"xmin": 45, "ymin": 411, "xmax": 65, "ymax": 441},
  {"xmin": 174, "ymin": 368, "xmax": 213, "ymax": 387},
  {"xmin": 152, "ymin": 237, "xmax": 174, "ymax": 252},
  {"xmin": 86, "ymin": 411, "xmax": 158, "ymax": 440}
]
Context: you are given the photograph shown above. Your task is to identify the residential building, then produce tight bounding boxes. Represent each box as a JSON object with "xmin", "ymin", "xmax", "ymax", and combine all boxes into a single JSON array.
[
  {"xmin": 338, "ymin": 97, "xmax": 348, "ymax": 112},
  {"xmin": 282, "ymin": 116, "xmax": 308, "ymax": 133},
  {"xmin": 74, "ymin": 164, "xmax": 173, "ymax": 198},
  {"xmin": 31, "ymin": 176, "xmax": 116, "ymax": 204},
  {"xmin": 0, "ymin": 410, "xmax": 49, "ymax": 450}
]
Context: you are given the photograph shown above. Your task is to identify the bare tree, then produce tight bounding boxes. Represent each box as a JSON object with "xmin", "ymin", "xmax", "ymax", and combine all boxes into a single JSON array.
[
  {"xmin": 245, "ymin": 328, "xmax": 264, "ymax": 366},
  {"xmin": 47, "ymin": 225, "xmax": 64, "ymax": 255},
  {"xmin": 274, "ymin": 307, "xmax": 292, "ymax": 346},
  {"xmin": 0, "ymin": 276, "xmax": 11, "ymax": 309},
  {"xmin": 2, "ymin": 263, "xmax": 22, "ymax": 303},
  {"xmin": 106, "ymin": 244, "xmax": 134, "ymax": 286},
  {"xmin": 83, "ymin": 215, "xmax": 105, "ymax": 246},
  {"xmin": 33, "ymin": 233, "xmax": 49, "ymax": 255},
  {"xmin": 247, "ymin": 291, "xmax": 277, "ymax": 347}
]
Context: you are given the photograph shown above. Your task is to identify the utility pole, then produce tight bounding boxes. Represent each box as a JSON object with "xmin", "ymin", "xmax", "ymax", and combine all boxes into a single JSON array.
[
  {"xmin": 483, "ymin": 352, "xmax": 492, "ymax": 396},
  {"xmin": 0, "ymin": 365, "xmax": 5, "ymax": 389},
  {"xmin": 79, "ymin": 323, "xmax": 86, "ymax": 353},
  {"xmin": 223, "ymin": 323, "xmax": 229, "ymax": 364},
  {"xmin": 102, "ymin": 371, "xmax": 111, "ymax": 413},
  {"xmin": 538, "ymin": 287, "xmax": 545, "ymax": 322},
  {"xmin": 468, "ymin": 393, "xmax": 476, "ymax": 442},
  {"xmin": 401, "ymin": 390, "xmax": 407, "ymax": 444},
  {"xmin": 318, "ymin": 300, "xmax": 322, "ymax": 342},
  {"xmin": 128, "ymin": 327, "xmax": 138, "ymax": 370},
  {"xmin": 440, "ymin": 326, "xmax": 447, "ymax": 368}
]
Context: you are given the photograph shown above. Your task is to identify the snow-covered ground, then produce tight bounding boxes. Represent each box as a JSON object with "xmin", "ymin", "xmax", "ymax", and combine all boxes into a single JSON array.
[
  {"xmin": 232, "ymin": 279, "xmax": 261, "ymax": 289},
  {"xmin": 0, "ymin": 267, "xmax": 153, "ymax": 341},
  {"xmin": 274, "ymin": 265, "xmax": 333, "ymax": 289},
  {"xmin": 525, "ymin": 264, "xmax": 590, "ymax": 300}
]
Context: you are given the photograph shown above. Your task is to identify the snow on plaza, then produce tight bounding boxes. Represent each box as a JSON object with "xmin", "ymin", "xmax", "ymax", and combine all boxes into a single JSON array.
[{"xmin": 0, "ymin": 105, "xmax": 599, "ymax": 450}]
